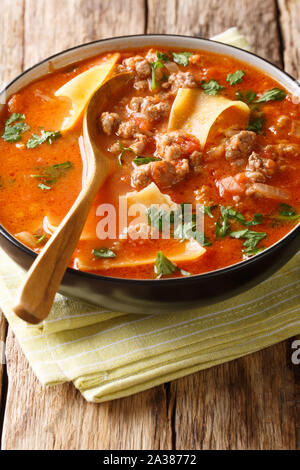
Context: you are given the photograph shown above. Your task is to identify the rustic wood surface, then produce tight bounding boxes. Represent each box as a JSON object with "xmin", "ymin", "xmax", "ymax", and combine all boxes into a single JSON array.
[{"xmin": 0, "ymin": 0, "xmax": 299, "ymax": 450}]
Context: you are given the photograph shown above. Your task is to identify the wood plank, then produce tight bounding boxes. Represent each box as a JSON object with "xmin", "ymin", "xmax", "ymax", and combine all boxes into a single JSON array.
[
  {"xmin": 23, "ymin": 0, "xmax": 146, "ymax": 68},
  {"xmin": 2, "ymin": 0, "xmax": 171, "ymax": 450},
  {"xmin": 278, "ymin": 0, "xmax": 300, "ymax": 78},
  {"xmin": 171, "ymin": 340, "xmax": 297, "ymax": 449},
  {"xmin": 146, "ymin": 0, "xmax": 298, "ymax": 450},
  {"xmin": 147, "ymin": 0, "xmax": 282, "ymax": 66},
  {"xmin": 1, "ymin": 0, "xmax": 299, "ymax": 451},
  {"xmin": 278, "ymin": 1, "xmax": 300, "ymax": 449},
  {"xmin": 2, "ymin": 330, "xmax": 172, "ymax": 449},
  {"xmin": 0, "ymin": 0, "xmax": 25, "ymax": 428}
]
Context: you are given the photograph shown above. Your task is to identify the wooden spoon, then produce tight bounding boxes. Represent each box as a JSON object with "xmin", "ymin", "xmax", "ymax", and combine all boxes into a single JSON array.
[{"xmin": 13, "ymin": 72, "xmax": 133, "ymax": 324}]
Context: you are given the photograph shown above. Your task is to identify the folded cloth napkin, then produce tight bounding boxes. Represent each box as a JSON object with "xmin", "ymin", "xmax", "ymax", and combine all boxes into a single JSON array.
[{"xmin": 0, "ymin": 30, "xmax": 299, "ymax": 402}]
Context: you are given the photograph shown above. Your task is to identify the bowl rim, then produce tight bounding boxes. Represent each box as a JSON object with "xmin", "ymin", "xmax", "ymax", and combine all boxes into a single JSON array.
[{"xmin": 0, "ymin": 33, "xmax": 299, "ymax": 285}]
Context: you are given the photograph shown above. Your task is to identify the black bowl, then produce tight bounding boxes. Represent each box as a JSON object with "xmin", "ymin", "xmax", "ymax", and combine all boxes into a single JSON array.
[{"xmin": 0, "ymin": 34, "xmax": 299, "ymax": 314}]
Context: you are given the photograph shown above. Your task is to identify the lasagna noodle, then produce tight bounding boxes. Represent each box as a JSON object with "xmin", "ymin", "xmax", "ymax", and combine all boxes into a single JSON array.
[
  {"xmin": 55, "ymin": 53, "xmax": 120, "ymax": 131},
  {"xmin": 168, "ymin": 88, "xmax": 250, "ymax": 147}
]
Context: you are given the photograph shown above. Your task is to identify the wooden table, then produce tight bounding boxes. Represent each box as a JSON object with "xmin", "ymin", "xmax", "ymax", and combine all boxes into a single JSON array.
[{"xmin": 0, "ymin": 0, "xmax": 299, "ymax": 450}]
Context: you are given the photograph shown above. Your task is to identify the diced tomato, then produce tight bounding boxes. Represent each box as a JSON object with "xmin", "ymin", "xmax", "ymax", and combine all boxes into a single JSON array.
[
  {"xmin": 177, "ymin": 136, "xmax": 200, "ymax": 156},
  {"xmin": 134, "ymin": 117, "xmax": 151, "ymax": 133},
  {"xmin": 218, "ymin": 176, "xmax": 245, "ymax": 197}
]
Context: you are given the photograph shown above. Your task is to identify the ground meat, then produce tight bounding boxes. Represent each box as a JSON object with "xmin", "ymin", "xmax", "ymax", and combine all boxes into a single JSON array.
[
  {"xmin": 162, "ymin": 72, "xmax": 197, "ymax": 93},
  {"xmin": 131, "ymin": 159, "xmax": 189, "ymax": 190},
  {"xmin": 123, "ymin": 55, "xmax": 151, "ymax": 79},
  {"xmin": 130, "ymin": 133, "xmax": 147, "ymax": 154},
  {"xmin": 129, "ymin": 96, "xmax": 170, "ymax": 122},
  {"xmin": 189, "ymin": 150, "xmax": 202, "ymax": 174},
  {"xmin": 173, "ymin": 159, "xmax": 189, "ymax": 179},
  {"xmin": 264, "ymin": 143, "xmax": 300, "ymax": 159},
  {"xmin": 225, "ymin": 130, "xmax": 257, "ymax": 160},
  {"xmin": 133, "ymin": 80, "xmax": 148, "ymax": 91},
  {"xmin": 150, "ymin": 161, "xmax": 177, "ymax": 188},
  {"xmin": 135, "ymin": 59, "xmax": 151, "ymax": 78},
  {"xmin": 155, "ymin": 131, "xmax": 185, "ymax": 161},
  {"xmin": 245, "ymin": 152, "xmax": 276, "ymax": 182},
  {"xmin": 117, "ymin": 120, "xmax": 138, "ymax": 139},
  {"xmin": 131, "ymin": 164, "xmax": 152, "ymax": 188},
  {"xmin": 100, "ymin": 112, "xmax": 120, "ymax": 135}
]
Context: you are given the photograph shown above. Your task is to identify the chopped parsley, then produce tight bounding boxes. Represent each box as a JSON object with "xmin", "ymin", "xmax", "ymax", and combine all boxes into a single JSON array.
[
  {"xmin": 235, "ymin": 90, "xmax": 257, "ymax": 105},
  {"xmin": 117, "ymin": 140, "xmax": 136, "ymax": 166},
  {"xmin": 1, "ymin": 113, "xmax": 30, "ymax": 143},
  {"xmin": 92, "ymin": 248, "xmax": 116, "ymax": 258},
  {"xmin": 171, "ymin": 52, "xmax": 192, "ymax": 67},
  {"xmin": 34, "ymin": 234, "xmax": 48, "ymax": 245},
  {"xmin": 147, "ymin": 204, "xmax": 211, "ymax": 246},
  {"xmin": 26, "ymin": 130, "xmax": 61, "ymax": 148},
  {"xmin": 32, "ymin": 161, "xmax": 73, "ymax": 189},
  {"xmin": 132, "ymin": 156, "xmax": 161, "ymax": 166},
  {"xmin": 154, "ymin": 251, "xmax": 178, "ymax": 278},
  {"xmin": 244, "ymin": 213, "xmax": 264, "ymax": 226},
  {"xmin": 246, "ymin": 114, "xmax": 266, "ymax": 134},
  {"xmin": 273, "ymin": 203, "xmax": 300, "ymax": 222},
  {"xmin": 201, "ymin": 79, "xmax": 225, "ymax": 96},
  {"xmin": 255, "ymin": 88, "xmax": 286, "ymax": 103},
  {"xmin": 230, "ymin": 229, "xmax": 266, "ymax": 257},
  {"xmin": 226, "ymin": 70, "xmax": 245, "ymax": 86}
]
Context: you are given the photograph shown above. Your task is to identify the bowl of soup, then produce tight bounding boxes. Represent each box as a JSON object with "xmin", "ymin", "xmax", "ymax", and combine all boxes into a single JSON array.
[{"xmin": 0, "ymin": 35, "xmax": 299, "ymax": 314}]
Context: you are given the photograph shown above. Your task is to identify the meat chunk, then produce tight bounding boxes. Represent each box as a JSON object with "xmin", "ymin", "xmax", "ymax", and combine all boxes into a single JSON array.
[
  {"xmin": 131, "ymin": 159, "xmax": 189, "ymax": 190},
  {"xmin": 135, "ymin": 59, "xmax": 151, "ymax": 78},
  {"xmin": 129, "ymin": 96, "xmax": 170, "ymax": 122},
  {"xmin": 100, "ymin": 112, "xmax": 120, "ymax": 135},
  {"xmin": 123, "ymin": 55, "xmax": 151, "ymax": 79},
  {"xmin": 264, "ymin": 143, "xmax": 300, "ymax": 159},
  {"xmin": 117, "ymin": 120, "xmax": 138, "ymax": 139},
  {"xmin": 150, "ymin": 161, "xmax": 177, "ymax": 188},
  {"xmin": 162, "ymin": 72, "xmax": 197, "ymax": 93},
  {"xmin": 155, "ymin": 131, "xmax": 184, "ymax": 161},
  {"xmin": 133, "ymin": 80, "xmax": 148, "ymax": 91},
  {"xmin": 189, "ymin": 150, "xmax": 202, "ymax": 174},
  {"xmin": 245, "ymin": 152, "xmax": 276, "ymax": 182},
  {"xmin": 130, "ymin": 133, "xmax": 147, "ymax": 154},
  {"xmin": 225, "ymin": 130, "xmax": 257, "ymax": 160},
  {"xmin": 131, "ymin": 164, "xmax": 152, "ymax": 188}
]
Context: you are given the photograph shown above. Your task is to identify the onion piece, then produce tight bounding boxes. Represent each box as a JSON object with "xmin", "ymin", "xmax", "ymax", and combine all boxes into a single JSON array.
[
  {"xmin": 250, "ymin": 183, "xmax": 290, "ymax": 200},
  {"xmin": 164, "ymin": 61, "xmax": 179, "ymax": 74}
]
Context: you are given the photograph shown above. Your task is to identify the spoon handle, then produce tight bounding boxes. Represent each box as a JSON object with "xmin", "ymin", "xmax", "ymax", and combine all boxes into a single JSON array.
[{"xmin": 13, "ymin": 180, "xmax": 101, "ymax": 324}]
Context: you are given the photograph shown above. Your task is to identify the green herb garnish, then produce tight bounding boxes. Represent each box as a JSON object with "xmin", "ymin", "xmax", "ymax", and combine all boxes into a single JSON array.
[
  {"xmin": 201, "ymin": 79, "xmax": 225, "ymax": 96},
  {"xmin": 226, "ymin": 70, "xmax": 245, "ymax": 86},
  {"xmin": 34, "ymin": 234, "xmax": 47, "ymax": 245},
  {"xmin": 1, "ymin": 113, "xmax": 30, "ymax": 143},
  {"xmin": 26, "ymin": 130, "xmax": 61, "ymax": 148},
  {"xmin": 92, "ymin": 248, "xmax": 116, "ymax": 258},
  {"xmin": 273, "ymin": 203, "xmax": 300, "ymax": 222},
  {"xmin": 117, "ymin": 140, "xmax": 136, "ymax": 165},
  {"xmin": 172, "ymin": 52, "xmax": 192, "ymax": 67},
  {"xmin": 132, "ymin": 156, "xmax": 161, "ymax": 166},
  {"xmin": 154, "ymin": 251, "xmax": 178, "ymax": 278},
  {"xmin": 244, "ymin": 213, "xmax": 264, "ymax": 226},
  {"xmin": 236, "ymin": 90, "xmax": 257, "ymax": 105},
  {"xmin": 230, "ymin": 229, "xmax": 266, "ymax": 256},
  {"xmin": 255, "ymin": 88, "xmax": 286, "ymax": 103},
  {"xmin": 31, "ymin": 161, "xmax": 72, "ymax": 188},
  {"xmin": 246, "ymin": 114, "xmax": 266, "ymax": 134}
]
